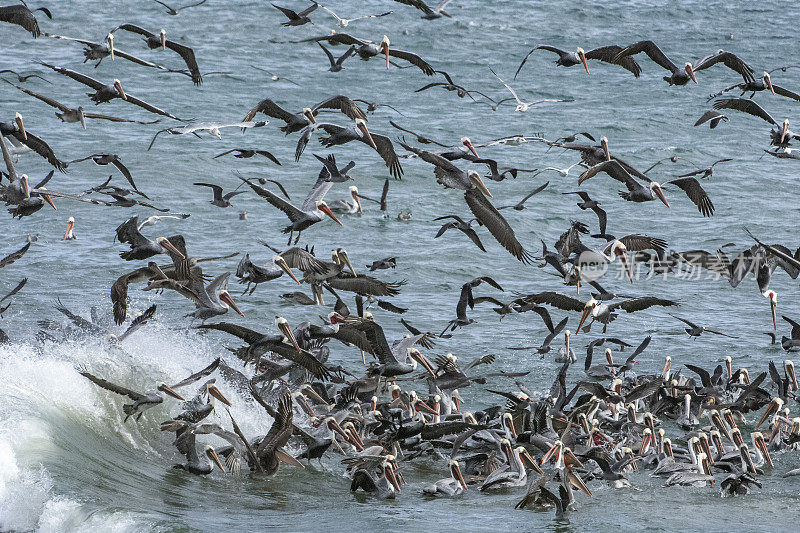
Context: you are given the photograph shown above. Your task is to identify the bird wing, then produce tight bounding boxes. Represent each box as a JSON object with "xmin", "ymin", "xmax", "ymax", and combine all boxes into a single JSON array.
[
  {"xmin": 170, "ymin": 357, "xmax": 222, "ymax": 389},
  {"xmin": 513, "ymin": 45, "xmax": 563, "ymax": 78},
  {"xmin": 619, "ymin": 234, "xmax": 668, "ymax": 254},
  {"xmin": 392, "ymin": 0, "xmax": 436, "ymax": 16},
  {"xmin": 685, "ymin": 363, "xmax": 712, "ymax": 388},
  {"xmin": 666, "ymin": 177, "xmax": 714, "ymax": 217},
  {"xmin": 578, "ymin": 160, "xmax": 642, "ymax": 191},
  {"xmin": 0, "ymin": 278, "xmax": 26, "ymax": 305},
  {"xmin": 317, "ymin": 41, "xmax": 336, "ymax": 67},
  {"xmin": 301, "ymin": 174, "xmax": 335, "ymax": 211},
  {"xmin": 614, "ymin": 40, "xmax": 678, "ymax": 73},
  {"xmin": 256, "ymin": 393, "xmax": 294, "ymax": 458},
  {"xmin": 122, "ymin": 92, "xmax": 181, "ymax": 120},
  {"xmin": 625, "ymin": 335, "xmax": 651, "ymax": 364},
  {"xmin": 542, "ymin": 316, "xmax": 569, "ymax": 348},
  {"xmin": 713, "ymin": 98, "xmax": 778, "ymax": 125},
  {"xmin": 41, "ymin": 63, "xmax": 111, "ymax": 90},
  {"xmin": 79, "ymin": 370, "xmax": 145, "ymax": 400},
  {"xmin": 327, "ymin": 274, "xmax": 405, "ymax": 297},
  {"xmin": 4, "ymin": 80, "xmax": 70, "ymax": 112},
  {"xmin": 243, "ymin": 98, "xmax": 296, "ymax": 123},
  {"xmin": 693, "ymin": 51, "xmax": 754, "ymax": 82},
  {"xmin": 387, "ymin": 48, "xmax": 435, "ymax": 75},
  {"xmin": 522, "ymin": 291, "xmax": 585, "ymax": 312},
  {"xmin": 611, "ymin": 297, "xmax": 678, "ymax": 313},
  {"xmin": 14, "ymin": 130, "xmax": 67, "ymax": 171},
  {"xmin": 198, "ymin": 322, "xmax": 266, "ymax": 344},
  {"xmin": 0, "ymin": 242, "xmax": 30, "ymax": 269},
  {"xmin": 0, "ymin": 5, "xmax": 44, "ymax": 37},
  {"xmin": 772, "ymin": 84, "xmax": 800, "ymax": 101},
  {"xmin": 465, "ymin": 188, "xmax": 532, "ymax": 263},
  {"xmin": 194, "ymin": 182, "xmax": 224, "ymax": 201},
  {"xmin": 110, "ymin": 265, "xmax": 160, "ymax": 325},
  {"xmin": 694, "ymin": 110, "xmax": 727, "ymax": 127},
  {"xmin": 585, "ymin": 45, "xmax": 642, "ymax": 77},
  {"xmin": 671, "ymin": 314, "xmax": 698, "ymax": 329},
  {"xmin": 239, "ymin": 178, "xmax": 306, "ymax": 222},
  {"xmin": 369, "ymin": 133, "xmax": 403, "ymax": 179},
  {"xmin": 105, "ymin": 157, "xmax": 138, "ymax": 191},
  {"xmin": 116, "ymin": 304, "xmax": 157, "ymax": 342},
  {"xmin": 311, "ymin": 95, "xmax": 367, "ymax": 122},
  {"xmin": 164, "ymin": 40, "xmax": 202, "ymax": 85}
]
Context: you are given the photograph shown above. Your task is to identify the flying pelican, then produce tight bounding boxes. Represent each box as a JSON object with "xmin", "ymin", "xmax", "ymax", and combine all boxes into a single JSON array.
[
  {"xmin": 194, "ymin": 182, "xmax": 246, "ymax": 208},
  {"xmin": 391, "ymin": 0, "xmax": 453, "ymax": 19},
  {"xmin": 79, "ymin": 370, "xmax": 186, "ymax": 421},
  {"xmin": 314, "ymin": 119, "xmax": 403, "ymax": 179},
  {"xmin": 272, "ymin": 2, "xmax": 317, "ymax": 26},
  {"xmin": 153, "ymin": 0, "xmax": 208, "ymax": 16},
  {"xmin": 41, "ymin": 63, "xmax": 182, "ymax": 120},
  {"xmin": 714, "ymin": 71, "xmax": 800, "ymax": 101},
  {"xmin": 237, "ymin": 176, "xmax": 343, "ymax": 244},
  {"xmin": 5, "ymin": 81, "xmax": 161, "ymax": 127},
  {"xmin": 0, "ymin": 112, "xmax": 68, "ymax": 171},
  {"xmin": 515, "ymin": 44, "xmax": 642, "ymax": 78},
  {"xmin": 44, "ymin": 32, "xmax": 167, "ymax": 69},
  {"xmin": 235, "ymin": 253, "xmax": 300, "ymax": 294},
  {"xmin": 713, "ymin": 98, "xmax": 796, "ymax": 146},
  {"xmin": 115, "ymin": 215, "xmax": 187, "ymax": 260},
  {"xmin": 578, "ymin": 160, "xmax": 714, "ymax": 216},
  {"xmin": 242, "ymin": 95, "xmax": 366, "ymax": 134},
  {"xmin": 300, "ymin": 34, "xmax": 435, "ymax": 75},
  {"xmin": 113, "ymin": 24, "xmax": 203, "ymax": 84},
  {"xmin": 145, "ymin": 271, "xmax": 245, "ymax": 320}
]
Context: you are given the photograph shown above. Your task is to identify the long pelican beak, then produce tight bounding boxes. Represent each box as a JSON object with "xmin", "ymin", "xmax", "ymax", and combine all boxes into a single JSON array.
[
  {"xmin": 451, "ymin": 462, "xmax": 468, "ymax": 490},
  {"xmin": 384, "ymin": 463, "xmax": 401, "ymax": 492},
  {"xmin": 686, "ymin": 63, "xmax": 698, "ymax": 84},
  {"xmin": 21, "ymin": 174, "xmax": 30, "ymax": 198},
  {"xmin": 464, "ymin": 138, "xmax": 479, "ymax": 159},
  {"xmin": 15, "ymin": 113, "xmax": 26, "ymax": 141},
  {"xmin": 786, "ymin": 360, "xmax": 798, "ymax": 391},
  {"xmin": 576, "ymin": 302, "xmax": 594, "ymax": 334},
  {"xmin": 541, "ymin": 442, "xmax": 561, "ymax": 464},
  {"xmin": 276, "ymin": 257, "xmax": 301, "ymax": 284},
  {"xmin": 107, "ymin": 34, "xmax": 115, "ymax": 60},
  {"xmin": 578, "ymin": 48, "xmax": 589, "ymax": 74},
  {"xmin": 756, "ymin": 398, "xmax": 781, "ymax": 429},
  {"xmin": 660, "ymin": 356, "xmax": 671, "ymax": 378},
  {"xmin": 318, "ymin": 202, "xmax": 343, "ymax": 226},
  {"xmin": 753, "ymin": 433, "xmax": 773, "ymax": 467},
  {"xmin": 339, "ymin": 250, "xmax": 357, "ymax": 276},
  {"xmin": 160, "ymin": 29, "xmax": 167, "ymax": 50},
  {"xmin": 652, "ymin": 183, "xmax": 670, "ymax": 208},
  {"xmin": 780, "ymin": 120, "xmax": 789, "ymax": 145},
  {"xmin": 277, "ymin": 319, "xmax": 301, "ymax": 352},
  {"xmin": 158, "ymin": 239, "xmax": 185, "ymax": 258},
  {"xmin": 710, "ymin": 410, "xmax": 731, "ymax": 441},
  {"xmin": 207, "ymin": 447, "xmax": 225, "ymax": 473},
  {"xmin": 470, "ymin": 174, "xmax": 493, "ymax": 198},
  {"xmin": 219, "ymin": 291, "xmax": 245, "ymax": 317},
  {"xmin": 63, "ymin": 218, "xmax": 74, "ymax": 240},
  {"xmin": 601, "ymin": 137, "xmax": 610, "ymax": 161},
  {"xmin": 352, "ymin": 189, "xmax": 362, "ymax": 213},
  {"xmin": 740, "ymin": 445, "xmax": 757, "ymax": 474},
  {"xmin": 357, "ymin": 121, "xmax": 378, "ymax": 150},
  {"xmin": 567, "ymin": 467, "xmax": 593, "ymax": 496},
  {"xmin": 159, "ymin": 383, "xmax": 186, "ymax": 401},
  {"xmin": 411, "ymin": 350, "xmax": 436, "ymax": 377},
  {"xmin": 328, "ymin": 418, "xmax": 350, "ymax": 441},
  {"xmin": 766, "ymin": 292, "xmax": 777, "ymax": 331},
  {"xmin": 521, "ymin": 449, "xmax": 543, "ymax": 474},
  {"xmin": 78, "ymin": 107, "xmax": 86, "ymax": 130},
  {"xmin": 381, "ymin": 39, "xmax": 390, "ymax": 70},
  {"xmin": 414, "ymin": 397, "xmax": 438, "ymax": 415},
  {"xmin": 40, "ymin": 188, "xmax": 56, "ymax": 210},
  {"xmin": 208, "ymin": 383, "xmax": 232, "ymax": 407},
  {"xmin": 617, "ymin": 250, "xmax": 634, "ymax": 283},
  {"xmin": 114, "ymin": 79, "xmax": 127, "ymax": 100},
  {"xmin": 765, "ymin": 73, "xmax": 775, "ymax": 95}
]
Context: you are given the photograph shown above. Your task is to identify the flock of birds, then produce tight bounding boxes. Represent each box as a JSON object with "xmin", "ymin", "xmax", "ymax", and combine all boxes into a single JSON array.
[{"xmin": 3, "ymin": 0, "xmax": 800, "ymax": 524}]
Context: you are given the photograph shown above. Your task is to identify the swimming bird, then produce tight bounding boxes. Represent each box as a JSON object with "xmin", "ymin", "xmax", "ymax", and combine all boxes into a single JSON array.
[
  {"xmin": 515, "ymin": 44, "xmax": 642, "ymax": 78},
  {"xmin": 422, "ymin": 460, "xmax": 468, "ymax": 496},
  {"xmin": 328, "ymin": 186, "xmax": 363, "ymax": 214},
  {"xmin": 0, "ymin": 4, "xmax": 51, "ymax": 37},
  {"xmin": 194, "ymin": 182, "xmax": 246, "ymax": 208},
  {"xmin": 237, "ymin": 174, "xmax": 343, "ymax": 244},
  {"xmin": 41, "ymin": 63, "xmax": 182, "ymax": 120},
  {"xmin": 113, "ymin": 24, "xmax": 203, "ymax": 84}
]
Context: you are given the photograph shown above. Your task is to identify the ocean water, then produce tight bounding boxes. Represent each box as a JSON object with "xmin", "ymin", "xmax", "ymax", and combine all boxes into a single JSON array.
[{"xmin": 2, "ymin": 0, "xmax": 800, "ymax": 531}]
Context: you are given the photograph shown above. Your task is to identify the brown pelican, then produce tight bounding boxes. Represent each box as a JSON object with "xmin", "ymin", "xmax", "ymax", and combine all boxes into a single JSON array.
[
  {"xmin": 235, "ymin": 253, "xmax": 300, "ymax": 294},
  {"xmin": 515, "ymin": 45, "xmax": 642, "ymax": 78},
  {"xmin": 0, "ymin": 69, "xmax": 50, "ymax": 83},
  {"xmin": 165, "ymin": 423, "xmax": 230, "ymax": 475},
  {"xmin": 62, "ymin": 216, "xmax": 75, "ymax": 240},
  {"xmin": 317, "ymin": 42, "xmax": 356, "ymax": 72},
  {"xmin": 311, "ymin": 119, "xmax": 402, "ymax": 179},
  {"xmin": 714, "ymin": 71, "xmax": 800, "ymax": 101},
  {"xmin": 348, "ymin": 455, "xmax": 402, "ymax": 499},
  {"xmin": 0, "ymin": 131, "xmax": 56, "ymax": 217},
  {"xmin": 69, "ymin": 154, "xmax": 141, "ymax": 192},
  {"xmin": 114, "ymin": 24, "xmax": 202, "ymax": 84},
  {"xmin": 0, "ymin": 4, "xmax": 51, "ymax": 37},
  {"xmin": 272, "ymin": 2, "xmax": 317, "ymax": 26},
  {"xmin": 0, "ymin": 112, "xmax": 67, "ymax": 171},
  {"xmin": 237, "ymin": 175, "xmax": 343, "ymax": 244},
  {"xmin": 578, "ymin": 160, "xmax": 714, "ymax": 216},
  {"xmin": 41, "ymin": 63, "xmax": 182, "ymax": 120},
  {"xmin": 115, "ymin": 216, "xmax": 187, "ymax": 261},
  {"xmin": 146, "ymin": 271, "xmax": 245, "ymax": 320},
  {"xmin": 328, "ymin": 186, "xmax": 363, "ymax": 214},
  {"xmin": 614, "ymin": 42, "xmax": 753, "ymax": 85},
  {"xmin": 713, "ymin": 98, "xmax": 796, "ymax": 146},
  {"xmin": 242, "ymin": 95, "xmax": 366, "ymax": 134},
  {"xmin": 44, "ymin": 32, "xmax": 167, "ymax": 69},
  {"xmin": 254, "ymin": 393, "xmax": 300, "ymax": 475},
  {"xmin": 5, "ymin": 81, "xmax": 161, "ymax": 127},
  {"xmin": 153, "ymin": 0, "xmax": 208, "ymax": 16},
  {"xmin": 694, "ymin": 110, "xmax": 728, "ymax": 129},
  {"xmin": 300, "ymin": 33, "xmax": 435, "ymax": 75},
  {"xmin": 480, "ymin": 440, "xmax": 537, "ymax": 490},
  {"xmin": 422, "ymin": 460, "xmax": 468, "ymax": 496},
  {"xmin": 79, "ymin": 370, "xmax": 186, "ymax": 421}
]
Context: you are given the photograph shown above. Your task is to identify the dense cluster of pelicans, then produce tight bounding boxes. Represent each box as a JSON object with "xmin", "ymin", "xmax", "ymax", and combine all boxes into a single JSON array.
[{"xmin": 3, "ymin": 0, "xmax": 800, "ymax": 523}]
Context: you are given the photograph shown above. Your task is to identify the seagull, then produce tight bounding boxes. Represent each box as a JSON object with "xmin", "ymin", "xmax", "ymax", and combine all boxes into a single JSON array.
[
  {"xmin": 317, "ymin": 42, "xmax": 356, "ymax": 72},
  {"xmin": 489, "ymin": 68, "xmax": 565, "ymax": 112},
  {"xmin": 433, "ymin": 215, "xmax": 486, "ymax": 252},
  {"xmin": 317, "ymin": 4, "xmax": 393, "ymax": 27},
  {"xmin": 194, "ymin": 183, "xmax": 246, "ymax": 208},
  {"xmin": 152, "ymin": 0, "xmax": 208, "ymax": 15},
  {"xmin": 148, "ymin": 121, "xmax": 267, "ymax": 150},
  {"xmin": 498, "ymin": 182, "xmax": 549, "ymax": 210},
  {"xmin": 670, "ymin": 315, "xmax": 738, "ymax": 339}
]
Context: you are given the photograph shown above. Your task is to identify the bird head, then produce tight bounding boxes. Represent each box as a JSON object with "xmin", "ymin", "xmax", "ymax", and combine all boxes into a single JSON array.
[
  {"xmin": 380, "ymin": 35, "xmax": 390, "ymax": 69},
  {"xmin": 113, "ymin": 79, "xmax": 127, "ymax": 100},
  {"xmin": 63, "ymin": 216, "xmax": 75, "ymax": 240},
  {"xmin": 160, "ymin": 28, "xmax": 167, "ymax": 50},
  {"xmin": 762, "ymin": 289, "xmax": 777, "ymax": 331},
  {"xmin": 272, "ymin": 255, "xmax": 300, "ymax": 284},
  {"xmin": 684, "ymin": 62, "xmax": 698, "ymax": 83},
  {"xmin": 576, "ymin": 47, "xmax": 589, "ymax": 74},
  {"xmin": 649, "ymin": 181, "xmax": 670, "ymax": 208},
  {"xmin": 156, "ymin": 382, "xmax": 185, "ymax": 401},
  {"xmin": 275, "ymin": 316, "xmax": 300, "ymax": 352},
  {"xmin": 354, "ymin": 118, "xmax": 377, "ymax": 150},
  {"xmin": 576, "ymin": 298, "xmax": 598, "ymax": 334},
  {"xmin": 316, "ymin": 200, "xmax": 343, "ymax": 226},
  {"xmin": 467, "ymin": 170, "xmax": 492, "ymax": 198},
  {"xmin": 106, "ymin": 33, "xmax": 115, "ymax": 60},
  {"xmin": 14, "ymin": 112, "xmax": 26, "ymax": 140},
  {"xmin": 461, "ymin": 136, "xmax": 479, "ymax": 158},
  {"xmin": 204, "ymin": 445, "xmax": 225, "ymax": 472},
  {"xmin": 763, "ymin": 72, "xmax": 775, "ymax": 94},
  {"xmin": 219, "ymin": 290, "xmax": 244, "ymax": 317}
]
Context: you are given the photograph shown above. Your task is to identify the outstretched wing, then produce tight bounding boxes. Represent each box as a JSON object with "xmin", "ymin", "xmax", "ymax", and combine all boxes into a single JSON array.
[
  {"xmin": 666, "ymin": 177, "xmax": 714, "ymax": 217},
  {"xmin": 465, "ymin": 188, "xmax": 532, "ymax": 263}
]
